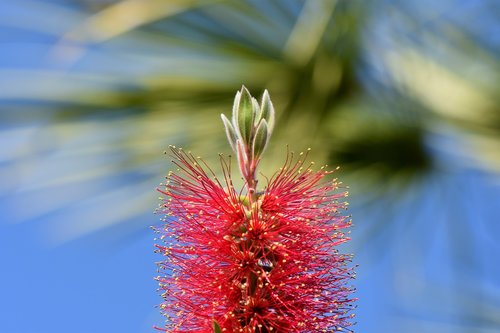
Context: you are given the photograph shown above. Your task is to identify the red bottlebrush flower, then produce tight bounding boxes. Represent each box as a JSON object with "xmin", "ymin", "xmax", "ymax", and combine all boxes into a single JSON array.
[{"xmin": 155, "ymin": 87, "xmax": 355, "ymax": 333}]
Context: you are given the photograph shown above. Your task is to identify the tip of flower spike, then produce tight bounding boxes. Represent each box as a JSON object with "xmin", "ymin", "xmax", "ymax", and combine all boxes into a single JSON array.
[{"xmin": 221, "ymin": 86, "xmax": 277, "ymax": 185}]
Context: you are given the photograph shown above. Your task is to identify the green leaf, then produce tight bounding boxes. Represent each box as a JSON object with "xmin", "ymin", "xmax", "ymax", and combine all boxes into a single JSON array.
[
  {"xmin": 251, "ymin": 97, "xmax": 260, "ymax": 125},
  {"xmin": 231, "ymin": 91, "xmax": 241, "ymax": 125},
  {"xmin": 252, "ymin": 119, "xmax": 268, "ymax": 159},
  {"xmin": 259, "ymin": 89, "xmax": 275, "ymax": 133},
  {"xmin": 213, "ymin": 320, "xmax": 222, "ymax": 333},
  {"xmin": 234, "ymin": 85, "xmax": 255, "ymax": 145},
  {"xmin": 221, "ymin": 113, "xmax": 238, "ymax": 152}
]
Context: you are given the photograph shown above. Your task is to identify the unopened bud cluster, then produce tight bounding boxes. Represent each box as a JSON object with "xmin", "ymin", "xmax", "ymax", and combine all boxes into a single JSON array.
[{"xmin": 221, "ymin": 86, "xmax": 275, "ymax": 191}]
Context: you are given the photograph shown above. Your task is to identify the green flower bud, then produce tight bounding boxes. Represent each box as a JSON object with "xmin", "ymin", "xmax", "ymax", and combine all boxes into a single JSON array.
[
  {"xmin": 253, "ymin": 119, "xmax": 268, "ymax": 159},
  {"xmin": 259, "ymin": 89, "xmax": 275, "ymax": 134},
  {"xmin": 234, "ymin": 85, "xmax": 255, "ymax": 145},
  {"xmin": 221, "ymin": 113, "xmax": 238, "ymax": 152}
]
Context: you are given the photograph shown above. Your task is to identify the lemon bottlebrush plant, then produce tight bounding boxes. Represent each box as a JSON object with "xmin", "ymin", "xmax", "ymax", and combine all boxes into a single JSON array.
[{"xmin": 155, "ymin": 86, "xmax": 355, "ymax": 332}]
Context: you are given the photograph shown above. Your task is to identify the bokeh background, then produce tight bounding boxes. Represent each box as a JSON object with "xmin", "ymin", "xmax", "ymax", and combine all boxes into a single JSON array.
[{"xmin": 1, "ymin": 0, "xmax": 499, "ymax": 332}]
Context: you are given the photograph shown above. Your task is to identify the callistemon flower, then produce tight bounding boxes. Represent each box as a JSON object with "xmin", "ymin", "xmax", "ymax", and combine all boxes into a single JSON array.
[{"xmin": 155, "ymin": 86, "xmax": 356, "ymax": 333}]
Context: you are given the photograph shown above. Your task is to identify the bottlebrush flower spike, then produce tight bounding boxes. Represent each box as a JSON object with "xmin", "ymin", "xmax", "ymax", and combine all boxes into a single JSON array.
[{"xmin": 155, "ymin": 86, "xmax": 356, "ymax": 333}]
